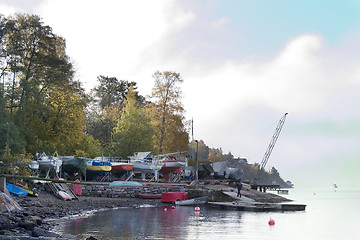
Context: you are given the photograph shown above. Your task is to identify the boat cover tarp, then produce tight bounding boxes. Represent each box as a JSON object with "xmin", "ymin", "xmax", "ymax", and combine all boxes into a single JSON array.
[
  {"xmin": 211, "ymin": 161, "xmax": 243, "ymax": 180},
  {"xmin": 60, "ymin": 156, "xmax": 87, "ymax": 177}
]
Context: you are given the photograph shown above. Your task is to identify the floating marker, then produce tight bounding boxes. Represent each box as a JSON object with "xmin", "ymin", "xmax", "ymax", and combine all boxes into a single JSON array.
[
  {"xmin": 171, "ymin": 206, "xmax": 175, "ymax": 209},
  {"xmin": 195, "ymin": 206, "xmax": 200, "ymax": 212},
  {"xmin": 268, "ymin": 218, "xmax": 275, "ymax": 226}
]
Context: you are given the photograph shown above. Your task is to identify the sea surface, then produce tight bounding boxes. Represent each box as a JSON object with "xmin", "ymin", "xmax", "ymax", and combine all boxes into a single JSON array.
[{"xmin": 58, "ymin": 186, "xmax": 360, "ymax": 240}]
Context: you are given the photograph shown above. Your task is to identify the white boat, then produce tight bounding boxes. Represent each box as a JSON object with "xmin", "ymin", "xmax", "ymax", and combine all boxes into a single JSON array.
[
  {"xmin": 175, "ymin": 196, "xmax": 208, "ymax": 206},
  {"xmin": 27, "ymin": 161, "xmax": 39, "ymax": 170},
  {"xmin": 36, "ymin": 152, "xmax": 62, "ymax": 178},
  {"xmin": 129, "ymin": 152, "xmax": 160, "ymax": 180}
]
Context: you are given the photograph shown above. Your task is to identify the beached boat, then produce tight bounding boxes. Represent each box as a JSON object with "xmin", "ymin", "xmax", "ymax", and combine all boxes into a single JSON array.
[
  {"xmin": 6, "ymin": 183, "xmax": 28, "ymax": 197},
  {"xmin": 175, "ymin": 196, "xmax": 208, "ymax": 206},
  {"xmin": 161, "ymin": 192, "xmax": 188, "ymax": 203},
  {"xmin": 72, "ymin": 179, "xmax": 82, "ymax": 196},
  {"xmin": 129, "ymin": 152, "xmax": 161, "ymax": 180},
  {"xmin": 15, "ymin": 183, "xmax": 39, "ymax": 197},
  {"xmin": 138, "ymin": 193, "xmax": 162, "ymax": 199},
  {"xmin": 48, "ymin": 182, "xmax": 75, "ymax": 201},
  {"xmin": 27, "ymin": 161, "xmax": 39, "ymax": 170},
  {"xmin": 36, "ymin": 151, "xmax": 62, "ymax": 178},
  {"xmin": 86, "ymin": 160, "xmax": 112, "ymax": 172},
  {"xmin": 130, "ymin": 152, "xmax": 159, "ymax": 172},
  {"xmin": 111, "ymin": 162, "xmax": 134, "ymax": 172},
  {"xmin": 157, "ymin": 152, "xmax": 187, "ymax": 181},
  {"xmin": 60, "ymin": 156, "xmax": 87, "ymax": 178},
  {"xmin": 57, "ymin": 190, "xmax": 72, "ymax": 201},
  {"xmin": 109, "ymin": 181, "xmax": 143, "ymax": 187}
]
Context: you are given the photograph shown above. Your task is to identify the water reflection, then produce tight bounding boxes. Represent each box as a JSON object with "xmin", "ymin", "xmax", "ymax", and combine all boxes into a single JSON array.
[
  {"xmin": 61, "ymin": 206, "xmax": 244, "ymax": 239},
  {"xmin": 60, "ymin": 188, "xmax": 360, "ymax": 240}
]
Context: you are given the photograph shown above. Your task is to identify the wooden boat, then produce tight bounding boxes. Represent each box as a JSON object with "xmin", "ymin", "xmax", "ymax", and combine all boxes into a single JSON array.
[
  {"xmin": 138, "ymin": 193, "xmax": 162, "ymax": 199},
  {"xmin": 109, "ymin": 181, "xmax": 143, "ymax": 187},
  {"xmin": 6, "ymin": 183, "xmax": 28, "ymax": 196},
  {"xmin": 175, "ymin": 196, "xmax": 208, "ymax": 206},
  {"xmin": 161, "ymin": 192, "xmax": 188, "ymax": 203}
]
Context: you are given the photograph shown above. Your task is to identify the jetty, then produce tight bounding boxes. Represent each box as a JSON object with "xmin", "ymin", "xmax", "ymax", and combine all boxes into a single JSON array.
[{"xmin": 202, "ymin": 182, "xmax": 306, "ymax": 212}]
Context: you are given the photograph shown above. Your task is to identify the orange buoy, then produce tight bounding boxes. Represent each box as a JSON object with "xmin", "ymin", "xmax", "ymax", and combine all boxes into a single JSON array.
[
  {"xmin": 268, "ymin": 219, "xmax": 275, "ymax": 226},
  {"xmin": 195, "ymin": 207, "xmax": 200, "ymax": 212}
]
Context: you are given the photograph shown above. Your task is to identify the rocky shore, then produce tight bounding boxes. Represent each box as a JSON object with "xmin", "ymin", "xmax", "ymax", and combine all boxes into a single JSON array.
[{"xmin": 0, "ymin": 190, "xmax": 165, "ymax": 240}]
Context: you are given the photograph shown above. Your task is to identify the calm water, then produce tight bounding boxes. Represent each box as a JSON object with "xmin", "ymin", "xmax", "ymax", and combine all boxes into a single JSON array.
[{"xmin": 58, "ymin": 187, "xmax": 360, "ymax": 240}]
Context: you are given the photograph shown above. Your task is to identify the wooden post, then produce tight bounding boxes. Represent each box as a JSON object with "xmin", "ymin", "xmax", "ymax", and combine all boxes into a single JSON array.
[{"xmin": 0, "ymin": 177, "xmax": 6, "ymax": 193}]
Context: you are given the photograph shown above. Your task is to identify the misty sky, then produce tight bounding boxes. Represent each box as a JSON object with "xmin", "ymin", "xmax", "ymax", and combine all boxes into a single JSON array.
[{"xmin": 1, "ymin": 0, "xmax": 360, "ymax": 187}]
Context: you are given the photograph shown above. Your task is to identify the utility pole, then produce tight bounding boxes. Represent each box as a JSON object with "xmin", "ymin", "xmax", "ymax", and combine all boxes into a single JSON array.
[{"xmin": 195, "ymin": 140, "xmax": 199, "ymax": 184}]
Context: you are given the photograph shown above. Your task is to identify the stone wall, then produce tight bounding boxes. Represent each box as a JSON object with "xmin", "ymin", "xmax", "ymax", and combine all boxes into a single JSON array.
[
  {"xmin": 38, "ymin": 182, "xmax": 210, "ymax": 199},
  {"xmin": 78, "ymin": 184, "xmax": 188, "ymax": 198}
]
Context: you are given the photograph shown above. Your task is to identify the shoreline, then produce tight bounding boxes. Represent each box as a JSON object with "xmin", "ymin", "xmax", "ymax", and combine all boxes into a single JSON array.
[
  {"xmin": 1, "ymin": 191, "xmax": 166, "ymax": 240},
  {"xmin": 1, "ymin": 182, "xmax": 291, "ymax": 240}
]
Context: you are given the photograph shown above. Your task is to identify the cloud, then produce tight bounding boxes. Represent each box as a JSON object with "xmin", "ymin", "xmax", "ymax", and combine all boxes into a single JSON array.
[{"xmin": 0, "ymin": 0, "xmax": 45, "ymax": 15}]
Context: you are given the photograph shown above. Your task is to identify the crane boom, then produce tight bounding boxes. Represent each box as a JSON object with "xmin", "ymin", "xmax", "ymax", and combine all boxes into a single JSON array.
[{"xmin": 260, "ymin": 113, "xmax": 288, "ymax": 169}]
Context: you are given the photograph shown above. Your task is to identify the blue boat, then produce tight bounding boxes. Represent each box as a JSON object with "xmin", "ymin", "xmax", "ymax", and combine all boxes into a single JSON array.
[
  {"xmin": 6, "ymin": 183, "xmax": 28, "ymax": 196},
  {"xmin": 109, "ymin": 181, "xmax": 143, "ymax": 187}
]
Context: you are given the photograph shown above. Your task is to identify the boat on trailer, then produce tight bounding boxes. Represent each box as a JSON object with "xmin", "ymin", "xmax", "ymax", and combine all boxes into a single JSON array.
[{"xmin": 36, "ymin": 151, "xmax": 62, "ymax": 178}]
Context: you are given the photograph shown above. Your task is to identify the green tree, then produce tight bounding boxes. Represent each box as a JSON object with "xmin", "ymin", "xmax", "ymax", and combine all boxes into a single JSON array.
[
  {"xmin": 0, "ymin": 86, "xmax": 25, "ymax": 156},
  {"xmin": 148, "ymin": 71, "xmax": 189, "ymax": 154},
  {"xmin": 87, "ymin": 76, "xmax": 145, "ymax": 151},
  {"xmin": 1, "ymin": 14, "xmax": 87, "ymax": 155},
  {"xmin": 113, "ymin": 85, "xmax": 154, "ymax": 158}
]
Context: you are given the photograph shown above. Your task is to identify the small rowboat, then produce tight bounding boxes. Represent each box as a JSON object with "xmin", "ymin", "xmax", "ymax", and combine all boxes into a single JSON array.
[
  {"xmin": 57, "ymin": 190, "xmax": 72, "ymax": 201},
  {"xmin": 175, "ymin": 196, "xmax": 208, "ymax": 206},
  {"xmin": 138, "ymin": 193, "xmax": 162, "ymax": 199},
  {"xmin": 109, "ymin": 181, "xmax": 143, "ymax": 187}
]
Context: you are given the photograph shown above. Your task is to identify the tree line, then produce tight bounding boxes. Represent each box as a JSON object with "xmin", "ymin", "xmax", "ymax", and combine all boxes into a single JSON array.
[
  {"xmin": 0, "ymin": 13, "xmax": 189, "ymax": 163},
  {"xmin": 0, "ymin": 14, "xmax": 290, "ymax": 186}
]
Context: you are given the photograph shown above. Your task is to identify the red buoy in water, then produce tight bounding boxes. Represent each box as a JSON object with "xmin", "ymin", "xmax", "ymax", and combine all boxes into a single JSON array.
[
  {"xmin": 195, "ymin": 207, "xmax": 200, "ymax": 212},
  {"xmin": 268, "ymin": 219, "xmax": 275, "ymax": 226},
  {"xmin": 171, "ymin": 206, "xmax": 176, "ymax": 209}
]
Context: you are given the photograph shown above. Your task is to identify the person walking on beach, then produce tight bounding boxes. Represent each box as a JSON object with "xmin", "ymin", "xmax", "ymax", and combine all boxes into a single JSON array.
[{"xmin": 236, "ymin": 181, "xmax": 242, "ymax": 198}]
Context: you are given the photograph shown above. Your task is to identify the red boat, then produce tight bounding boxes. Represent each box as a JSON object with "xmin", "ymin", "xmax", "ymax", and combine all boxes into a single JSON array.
[
  {"xmin": 161, "ymin": 192, "xmax": 188, "ymax": 203},
  {"xmin": 157, "ymin": 153, "xmax": 186, "ymax": 181},
  {"xmin": 138, "ymin": 193, "xmax": 162, "ymax": 199},
  {"xmin": 111, "ymin": 162, "xmax": 134, "ymax": 172}
]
